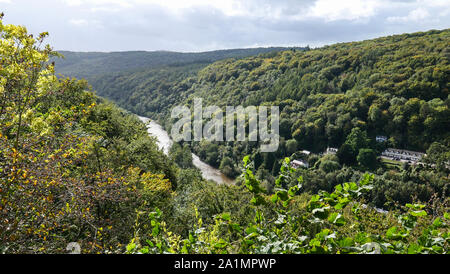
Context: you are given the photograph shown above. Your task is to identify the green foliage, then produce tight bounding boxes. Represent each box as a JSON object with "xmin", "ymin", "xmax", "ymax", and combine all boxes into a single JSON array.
[
  {"xmin": 169, "ymin": 143, "xmax": 194, "ymax": 169},
  {"xmin": 128, "ymin": 156, "xmax": 449, "ymax": 254},
  {"xmin": 344, "ymin": 127, "xmax": 370, "ymax": 162},
  {"xmin": 424, "ymin": 142, "xmax": 450, "ymax": 172},
  {"xmin": 357, "ymin": 148, "xmax": 377, "ymax": 169},
  {"xmin": 285, "ymin": 139, "xmax": 298, "ymax": 155},
  {"xmin": 2, "ymin": 16, "xmax": 448, "ymax": 255},
  {"xmin": 69, "ymin": 28, "xmax": 450, "ymax": 209},
  {"xmin": 0, "ymin": 17, "xmax": 177, "ymax": 253}
]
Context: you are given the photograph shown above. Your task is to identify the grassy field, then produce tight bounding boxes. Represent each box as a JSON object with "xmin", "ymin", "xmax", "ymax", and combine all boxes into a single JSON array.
[{"xmin": 380, "ymin": 157, "xmax": 403, "ymax": 170}]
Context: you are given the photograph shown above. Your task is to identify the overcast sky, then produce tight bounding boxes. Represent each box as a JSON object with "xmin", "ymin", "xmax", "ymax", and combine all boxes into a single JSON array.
[{"xmin": 1, "ymin": 0, "xmax": 449, "ymax": 52}]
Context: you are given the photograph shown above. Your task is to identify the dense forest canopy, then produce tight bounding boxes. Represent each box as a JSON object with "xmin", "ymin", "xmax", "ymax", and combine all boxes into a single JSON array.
[
  {"xmin": 62, "ymin": 29, "xmax": 449, "ymax": 153},
  {"xmin": 1, "ymin": 15, "xmax": 449, "ymax": 254},
  {"xmin": 55, "ymin": 29, "xmax": 450, "ymax": 209}
]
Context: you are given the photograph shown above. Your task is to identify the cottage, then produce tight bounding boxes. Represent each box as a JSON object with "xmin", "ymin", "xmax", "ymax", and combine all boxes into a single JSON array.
[
  {"xmin": 325, "ymin": 147, "xmax": 338, "ymax": 155},
  {"xmin": 376, "ymin": 135, "xmax": 388, "ymax": 143},
  {"xmin": 291, "ymin": 159, "xmax": 309, "ymax": 169}
]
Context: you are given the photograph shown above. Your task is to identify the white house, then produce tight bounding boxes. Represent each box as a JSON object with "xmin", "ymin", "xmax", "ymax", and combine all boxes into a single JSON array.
[
  {"xmin": 325, "ymin": 147, "xmax": 338, "ymax": 155},
  {"xmin": 291, "ymin": 159, "xmax": 309, "ymax": 169},
  {"xmin": 376, "ymin": 136, "xmax": 388, "ymax": 143}
]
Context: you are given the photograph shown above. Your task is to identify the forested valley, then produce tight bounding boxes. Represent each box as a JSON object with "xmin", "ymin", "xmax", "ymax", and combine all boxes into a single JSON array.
[
  {"xmin": 1, "ymin": 15, "xmax": 448, "ymax": 254},
  {"xmin": 76, "ymin": 29, "xmax": 450, "ymax": 211}
]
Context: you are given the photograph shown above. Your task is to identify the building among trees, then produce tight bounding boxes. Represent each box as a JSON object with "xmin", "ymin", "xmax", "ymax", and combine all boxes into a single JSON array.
[
  {"xmin": 381, "ymin": 148, "xmax": 425, "ymax": 163},
  {"xmin": 291, "ymin": 159, "xmax": 309, "ymax": 169},
  {"xmin": 325, "ymin": 147, "xmax": 338, "ymax": 155},
  {"xmin": 376, "ymin": 136, "xmax": 388, "ymax": 143}
]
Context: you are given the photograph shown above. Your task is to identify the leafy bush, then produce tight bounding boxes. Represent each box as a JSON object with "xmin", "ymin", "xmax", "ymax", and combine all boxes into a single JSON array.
[{"xmin": 127, "ymin": 157, "xmax": 449, "ymax": 254}]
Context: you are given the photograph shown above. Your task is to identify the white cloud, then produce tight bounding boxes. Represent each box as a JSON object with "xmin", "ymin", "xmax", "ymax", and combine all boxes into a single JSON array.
[
  {"xmin": 410, "ymin": 8, "xmax": 430, "ymax": 20},
  {"xmin": 387, "ymin": 7, "xmax": 430, "ymax": 23},
  {"xmin": 69, "ymin": 18, "xmax": 104, "ymax": 29},
  {"xmin": 0, "ymin": 0, "xmax": 11, "ymax": 3},
  {"xmin": 307, "ymin": 0, "xmax": 382, "ymax": 21},
  {"xmin": 136, "ymin": 0, "xmax": 243, "ymax": 16},
  {"xmin": 3, "ymin": 0, "xmax": 448, "ymax": 52},
  {"xmin": 419, "ymin": 0, "xmax": 450, "ymax": 8},
  {"xmin": 59, "ymin": 0, "xmax": 307, "ymax": 19},
  {"xmin": 89, "ymin": 6, "xmax": 122, "ymax": 12},
  {"xmin": 63, "ymin": 0, "xmax": 131, "ymax": 7},
  {"xmin": 61, "ymin": 0, "xmax": 240, "ymax": 14},
  {"xmin": 69, "ymin": 18, "xmax": 89, "ymax": 26}
]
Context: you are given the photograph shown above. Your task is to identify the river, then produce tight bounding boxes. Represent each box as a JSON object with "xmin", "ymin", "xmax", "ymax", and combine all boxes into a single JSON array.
[{"xmin": 138, "ymin": 116, "xmax": 235, "ymax": 185}]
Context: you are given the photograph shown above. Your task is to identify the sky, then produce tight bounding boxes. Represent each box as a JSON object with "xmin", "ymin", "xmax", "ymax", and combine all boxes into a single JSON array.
[{"xmin": 1, "ymin": 0, "xmax": 449, "ymax": 52}]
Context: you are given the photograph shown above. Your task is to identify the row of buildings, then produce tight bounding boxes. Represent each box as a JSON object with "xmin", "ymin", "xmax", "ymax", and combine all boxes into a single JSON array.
[
  {"xmin": 290, "ymin": 135, "xmax": 426, "ymax": 169},
  {"xmin": 380, "ymin": 149, "xmax": 425, "ymax": 163}
]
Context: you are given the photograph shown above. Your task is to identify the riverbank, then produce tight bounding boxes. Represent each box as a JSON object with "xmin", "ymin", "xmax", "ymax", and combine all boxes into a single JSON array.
[{"xmin": 138, "ymin": 116, "xmax": 235, "ymax": 185}]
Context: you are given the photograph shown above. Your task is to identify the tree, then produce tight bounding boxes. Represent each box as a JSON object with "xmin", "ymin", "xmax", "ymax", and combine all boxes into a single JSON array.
[
  {"xmin": 0, "ymin": 16, "xmax": 177, "ymax": 253},
  {"xmin": 319, "ymin": 155, "xmax": 341, "ymax": 173},
  {"xmin": 425, "ymin": 142, "xmax": 450, "ymax": 172},
  {"xmin": 0, "ymin": 14, "xmax": 59, "ymax": 149},
  {"xmin": 220, "ymin": 156, "xmax": 237, "ymax": 177},
  {"xmin": 357, "ymin": 148, "xmax": 377, "ymax": 170},
  {"xmin": 286, "ymin": 139, "xmax": 298, "ymax": 156},
  {"xmin": 170, "ymin": 142, "xmax": 194, "ymax": 169},
  {"xmin": 345, "ymin": 127, "xmax": 369, "ymax": 153},
  {"xmin": 337, "ymin": 143, "xmax": 356, "ymax": 165},
  {"xmin": 342, "ymin": 127, "xmax": 370, "ymax": 164}
]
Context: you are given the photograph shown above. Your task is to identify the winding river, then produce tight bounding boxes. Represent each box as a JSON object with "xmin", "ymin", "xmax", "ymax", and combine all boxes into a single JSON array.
[{"xmin": 138, "ymin": 116, "xmax": 235, "ymax": 185}]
